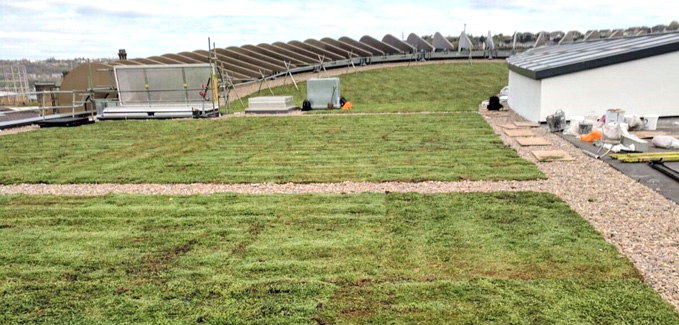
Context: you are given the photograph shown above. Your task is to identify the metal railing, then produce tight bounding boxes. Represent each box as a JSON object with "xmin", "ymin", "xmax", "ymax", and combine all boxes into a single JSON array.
[
  {"xmin": 0, "ymin": 89, "xmax": 108, "ymax": 128},
  {"xmin": 1, "ymin": 90, "xmax": 94, "ymax": 119}
]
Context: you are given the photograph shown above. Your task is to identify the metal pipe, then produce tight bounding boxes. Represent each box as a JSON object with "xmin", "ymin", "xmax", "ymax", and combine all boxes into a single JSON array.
[{"xmin": 582, "ymin": 149, "xmax": 600, "ymax": 159}]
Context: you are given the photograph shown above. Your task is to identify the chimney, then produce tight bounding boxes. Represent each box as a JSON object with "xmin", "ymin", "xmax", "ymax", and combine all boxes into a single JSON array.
[{"xmin": 118, "ymin": 49, "xmax": 127, "ymax": 60}]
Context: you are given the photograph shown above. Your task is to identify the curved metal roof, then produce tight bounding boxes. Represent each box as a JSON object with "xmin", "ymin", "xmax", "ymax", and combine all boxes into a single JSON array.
[
  {"xmin": 507, "ymin": 32, "xmax": 679, "ymax": 80},
  {"xmin": 338, "ymin": 36, "xmax": 383, "ymax": 56},
  {"xmin": 406, "ymin": 33, "xmax": 434, "ymax": 51},
  {"xmin": 62, "ymin": 31, "xmax": 516, "ymax": 94},
  {"xmin": 382, "ymin": 34, "xmax": 416, "ymax": 52},
  {"xmin": 359, "ymin": 35, "xmax": 400, "ymax": 54},
  {"xmin": 432, "ymin": 32, "xmax": 455, "ymax": 51}
]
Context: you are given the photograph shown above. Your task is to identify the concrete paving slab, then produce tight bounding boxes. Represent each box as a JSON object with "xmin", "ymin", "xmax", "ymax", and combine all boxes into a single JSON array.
[
  {"xmin": 513, "ymin": 122, "xmax": 541, "ymax": 128},
  {"xmin": 499, "ymin": 123, "xmax": 519, "ymax": 129},
  {"xmin": 532, "ymin": 150, "xmax": 575, "ymax": 162},
  {"xmin": 505, "ymin": 129, "xmax": 536, "ymax": 137},
  {"xmin": 515, "ymin": 137, "xmax": 551, "ymax": 146}
]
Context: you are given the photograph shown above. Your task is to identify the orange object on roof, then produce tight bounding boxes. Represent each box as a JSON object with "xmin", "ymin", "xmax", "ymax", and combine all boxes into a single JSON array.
[
  {"xmin": 580, "ymin": 130, "xmax": 602, "ymax": 142},
  {"xmin": 341, "ymin": 101, "xmax": 353, "ymax": 110}
]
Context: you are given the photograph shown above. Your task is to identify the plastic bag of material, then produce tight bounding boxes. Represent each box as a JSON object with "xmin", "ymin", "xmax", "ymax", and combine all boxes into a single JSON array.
[
  {"xmin": 565, "ymin": 116, "xmax": 583, "ymax": 136},
  {"xmin": 602, "ymin": 123, "xmax": 622, "ymax": 140},
  {"xmin": 581, "ymin": 130, "xmax": 602, "ymax": 142},
  {"xmin": 626, "ymin": 115, "xmax": 644, "ymax": 130},
  {"xmin": 652, "ymin": 136, "xmax": 679, "ymax": 149}
]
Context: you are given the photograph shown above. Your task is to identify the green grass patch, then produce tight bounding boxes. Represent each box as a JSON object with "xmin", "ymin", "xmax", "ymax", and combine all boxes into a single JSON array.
[
  {"xmin": 227, "ymin": 62, "xmax": 508, "ymax": 113},
  {"xmin": 0, "ymin": 113, "xmax": 543, "ymax": 184},
  {"xmin": 1, "ymin": 192, "xmax": 676, "ymax": 323}
]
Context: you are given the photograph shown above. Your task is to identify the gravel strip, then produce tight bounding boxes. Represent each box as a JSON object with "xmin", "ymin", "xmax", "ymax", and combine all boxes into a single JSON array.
[{"xmin": 0, "ymin": 180, "xmax": 552, "ymax": 196}]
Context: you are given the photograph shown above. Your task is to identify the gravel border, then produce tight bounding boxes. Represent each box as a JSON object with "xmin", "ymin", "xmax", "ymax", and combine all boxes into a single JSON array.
[{"xmin": 0, "ymin": 180, "xmax": 551, "ymax": 196}]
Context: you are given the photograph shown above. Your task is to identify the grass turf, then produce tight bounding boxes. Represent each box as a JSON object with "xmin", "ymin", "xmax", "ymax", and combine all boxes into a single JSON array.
[
  {"xmin": 227, "ymin": 61, "xmax": 508, "ymax": 113},
  {"xmin": 0, "ymin": 192, "xmax": 676, "ymax": 323},
  {"xmin": 0, "ymin": 113, "xmax": 543, "ymax": 184}
]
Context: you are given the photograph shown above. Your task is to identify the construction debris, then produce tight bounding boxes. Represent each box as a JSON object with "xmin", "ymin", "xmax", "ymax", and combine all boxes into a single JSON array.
[{"xmin": 611, "ymin": 152, "xmax": 679, "ymax": 163}]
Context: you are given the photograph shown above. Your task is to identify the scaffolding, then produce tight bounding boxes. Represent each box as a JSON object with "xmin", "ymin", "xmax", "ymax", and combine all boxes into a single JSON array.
[{"xmin": 0, "ymin": 64, "xmax": 31, "ymax": 105}]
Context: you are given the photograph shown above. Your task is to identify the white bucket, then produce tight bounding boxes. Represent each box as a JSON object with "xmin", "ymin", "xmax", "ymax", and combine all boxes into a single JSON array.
[{"xmin": 642, "ymin": 114, "xmax": 659, "ymax": 131}]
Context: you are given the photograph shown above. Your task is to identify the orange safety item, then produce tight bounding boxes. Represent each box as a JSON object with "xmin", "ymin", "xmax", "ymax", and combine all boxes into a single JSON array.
[
  {"xmin": 341, "ymin": 101, "xmax": 353, "ymax": 110},
  {"xmin": 580, "ymin": 130, "xmax": 602, "ymax": 142}
]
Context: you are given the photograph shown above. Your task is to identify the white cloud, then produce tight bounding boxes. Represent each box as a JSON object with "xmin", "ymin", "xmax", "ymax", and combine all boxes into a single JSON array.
[{"xmin": 0, "ymin": 0, "xmax": 677, "ymax": 59}]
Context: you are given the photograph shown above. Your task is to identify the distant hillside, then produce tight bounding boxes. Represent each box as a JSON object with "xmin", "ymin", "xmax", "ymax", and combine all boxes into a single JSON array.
[{"xmin": 0, "ymin": 58, "xmax": 112, "ymax": 87}]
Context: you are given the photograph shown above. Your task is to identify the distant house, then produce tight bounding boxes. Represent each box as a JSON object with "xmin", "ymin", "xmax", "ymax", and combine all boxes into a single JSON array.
[{"xmin": 506, "ymin": 32, "xmax": 679, "ymax": 122}]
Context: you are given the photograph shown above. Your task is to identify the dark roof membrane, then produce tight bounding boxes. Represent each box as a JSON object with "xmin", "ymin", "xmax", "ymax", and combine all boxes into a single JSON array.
[{"xmin": 507, "ymin": 32, "xmax": 679, "ymax": 80}]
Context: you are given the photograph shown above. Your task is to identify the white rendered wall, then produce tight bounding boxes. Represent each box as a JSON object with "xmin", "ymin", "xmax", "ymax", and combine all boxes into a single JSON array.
[
  {"xmin": 508, "ymin": 70, "xmax": 542, "ymax": 122},
  {"xmin": 540, "ymin": 51, "xmax": 679, "ymax": 121}
]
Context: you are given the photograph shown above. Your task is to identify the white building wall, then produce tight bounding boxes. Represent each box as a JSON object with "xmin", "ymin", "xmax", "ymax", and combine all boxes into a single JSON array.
[
  {"xmin": 507, "ymin": 70, "xmax": 542, "ymax": 122},
  {"xmin": 540, "ymin": 51, "xmax": 679, "ymax": 121}
]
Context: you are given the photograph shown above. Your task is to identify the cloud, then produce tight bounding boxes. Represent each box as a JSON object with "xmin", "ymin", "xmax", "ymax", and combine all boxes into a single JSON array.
[{"xmin": 1, "ymin": 0, "xmax": 678, "ymax": 59}]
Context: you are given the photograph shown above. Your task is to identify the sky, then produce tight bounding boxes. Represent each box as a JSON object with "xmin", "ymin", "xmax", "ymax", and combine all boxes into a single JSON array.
[{"xmin": 1, "ymin": 0, "xmax": 677, "ymax": 60}]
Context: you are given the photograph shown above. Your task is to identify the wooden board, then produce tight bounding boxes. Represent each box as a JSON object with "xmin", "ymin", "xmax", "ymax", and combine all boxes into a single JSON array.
[
  {"xmin": 513, "ymin": 122, "xmax": 541, "ymax": 128},
  {"xmin": 499, "ymin": 123, "xmax": 519, "ymax": 130},
  {"xmin": 532, "ymin": 150, "xmax": 575, "ymax": 162},
  {"xmin": 504, "ymin": 129, "xmax": 536, "ymax": 137},
  {"xmin": 515, "ymin": 137, "xmax": 551, "ymax": 146},
  {"xmin": 630, "ymin": 131, "xmax": 666, "ymax": 139}
]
